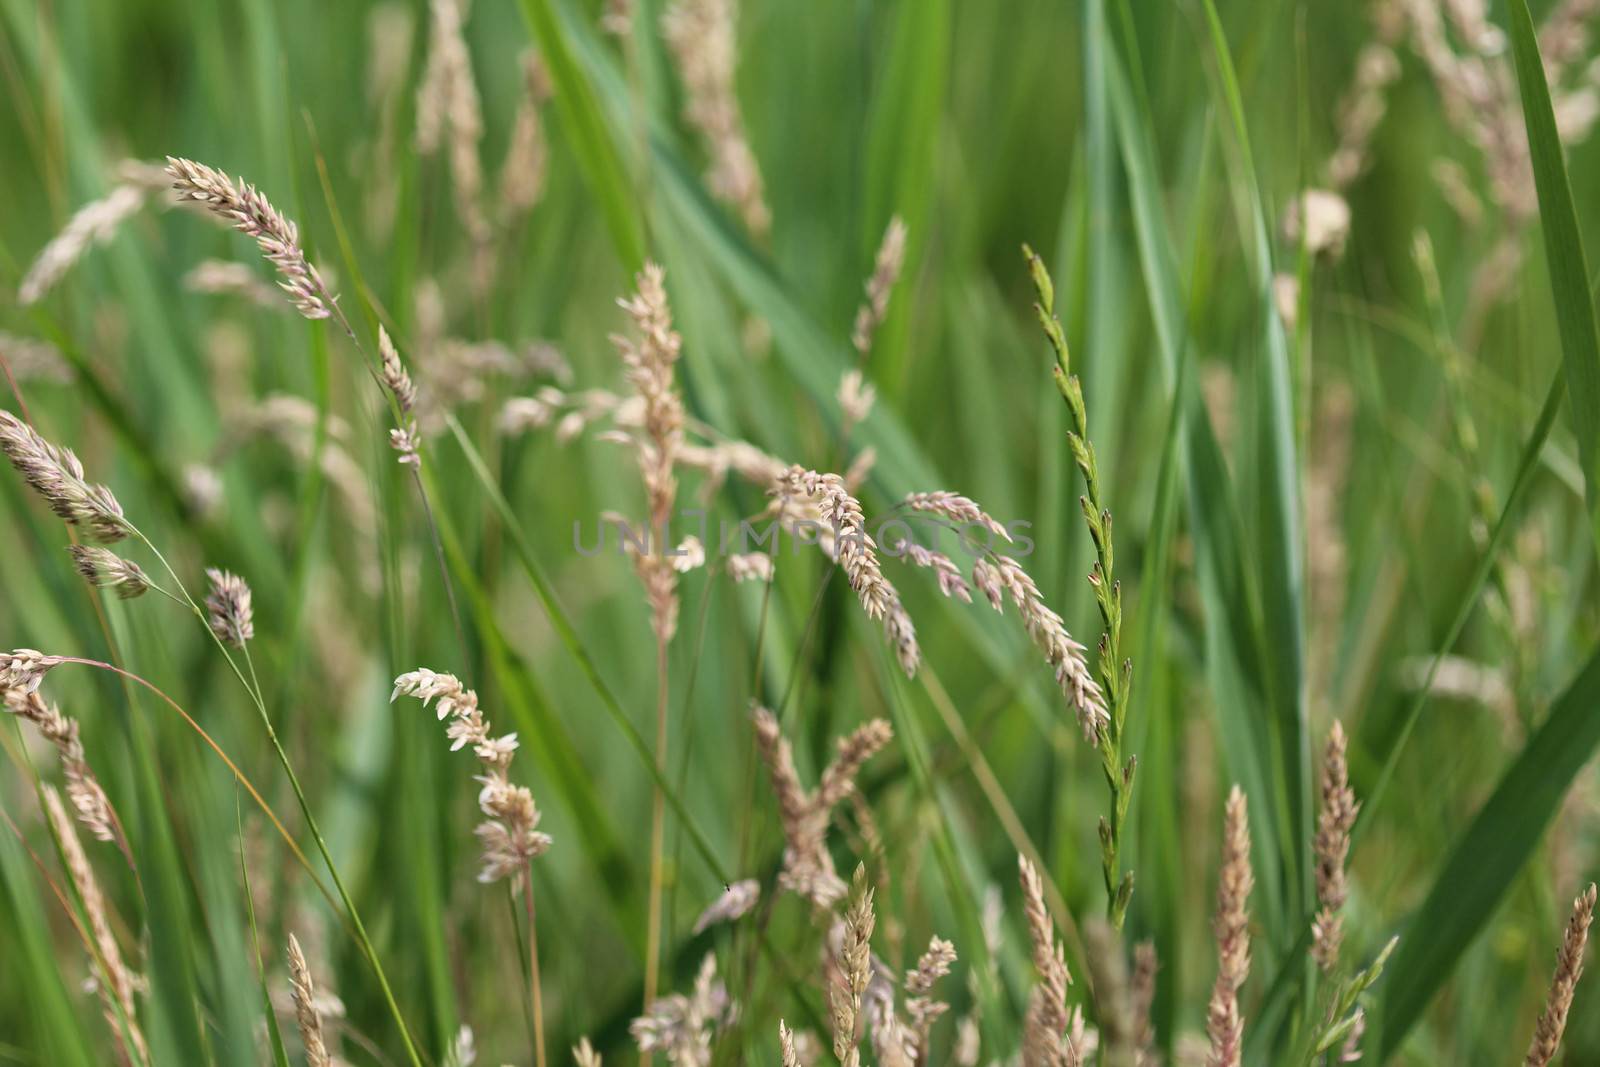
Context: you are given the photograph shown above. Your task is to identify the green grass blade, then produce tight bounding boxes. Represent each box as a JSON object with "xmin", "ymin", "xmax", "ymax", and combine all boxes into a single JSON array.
[
  {"xmin": 238, "ymin": 798, "xmax": 293, "ymax": 1067},
  {"xmin": 1376, "ymin": 643, "xmax": 1600, "ymax": 1056},
  {"xmin": 1356, "ymin": 372, "xmax": 1564, "ymax": 831},
  {"xmin": 439, "ymin": 418, "xmax": 731, "ymax": 884},
  {"xmin": 1196, "ymin": 0, "xmax": 1312, "ymax": 943},
  {"xmin": 516, "ymin": 0, "xmax": 646, "ymax": 272},
  {"xmin": 859, "ymin": 0, "xmax": 950, "ymax": 396},
  {"xmin": 1103, "ymin": 14, "xmax": 1288, "ymax": 941},
  {"xmin": 1506, "ymin": 0, "xmax": 1600, "ymax": 560}
]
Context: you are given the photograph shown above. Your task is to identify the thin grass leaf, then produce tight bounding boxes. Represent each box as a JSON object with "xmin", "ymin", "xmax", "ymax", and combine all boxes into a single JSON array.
[
  {"xmin": 1197, "ymin": 0, "xmax": 1312, "ymax": 946},
  {"xmin": 1506, "ymin": 0, "xmax": 1600, "ymax": 561},
  {"xmin": 238, "ymin": 797, "xmax": 293, "ymax": 1067},
  {"xmin": 1376, "ymin": 643, "xmax": 1600, "ymax": 1056},
  {"xmin": 516, "ymin": 0, "xmax": 645, "ymax": 271}
]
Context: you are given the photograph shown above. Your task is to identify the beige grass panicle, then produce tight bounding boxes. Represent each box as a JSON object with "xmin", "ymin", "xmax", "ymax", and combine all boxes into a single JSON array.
[
  {"xmin": 1525, "ymin": 882, "xmax": 1597, "ymax": 1067},
  {"xmin": 631, "ymin": 953, "xmax": 733, "ymax": 1067},
  {"xmin": 416, "ymin": 0, "xmax": 488, "ymax": 244},
  {"xmin": 69, "ymin": 546, "xmax": 150, "ymax": 600},
  {"xmin": 44, "ymin": 786, "xmax": 147, "ymax": 1065},
  {"xmin": 1018, "ymin": 855, "xmax": 1080, "ymax": 1067},
  {"xmin": 0, "ymin": 649, "xmax": 64, "ymax": 694},
  {"xmin": 662, "ymin": 0, "xmax": 770, "ymax": 237},
  {"xmin": 692, "ymin": 879, "xmax": 760, "ymax": 934},
  {"xmin": 0, "ymin": 332, "xmax": 74, "ymax": 384},
  {"xmin": 204, "ymin": 569, "xmax": 255, "ymax": 647},
  {"xmin": 392, "ymin": 668, "xmax": 552, "ymax": 883},
  {"xmin": 4, "ymin": 682, "xmax": 119, "ymax": 845},
  {"xmin": 18, "ymin": 184, "xmax": 149, "ymax": 306},
  {"xmin": 613, "ymin": 263, "xmax": 688, "ymax": 642},
  {"xmin": 836, "ymin": 369, "xmax": 878, "ymax": 430},
  {"xmin": 774, "ymin": 465, "xmax": 920, "ymax": 676},
  {"xmin": 779, "ymin": 1022, "xmax": 800, "ymax": 1067},
  {"xmin": 902, "ymin": 491, "xmax": 1013, "ymax": 543},
  {"xmin": 574, "ymin": 1037, "xmax": 603, "ymax": 1067},
  {"xmin": 851, "ymin": 216, "xmax": 908, "ymax": 357},
  {"xmin": 287, "ymin": 933, "xmax": 333, "ymax": 1067},
  {"xmin": 1313, "ymin": 722, "xmax": 1359, "ymax": 973},
  {"xmin": 1206, "ymin": 787, "xmax": 1253, "ymax": 1067},
  {"xmin": 903, "ymin": 936, "xmax": 957, "ymax": 1059},
  {"xmin": 1130, "ymin": 940, "xmax": 1158, "ymax": 1063},
  {"xmin": 829, "ymin": 865, "xmax": 876, "ymax": 1067},
  {"xmin": 753, "ymin": 706, "xmax": 892, "ymax": 908},
  {"xmin": 379, "ymin": 327, "xmax": 422, "ymax": 469},
  {"xmin": 0, "ymin": 409, "xmax": 132, "ymax": 542},
  {"xmin": 183, "ymin": 259, "xmax": 286, "ymax": 308},
  {"xmin": 165, "ymin": 157, "xmax": 332, "ymax": 320},
  {"xmin": 500, "ymin": 52, "xmax": 552, "ymax": 221},
  {"xmin": 725, "ymin": 551, "xmax": 774, "ymax": 583},
  {"xmin": 973, "ymin": 553, "xmax": 1105, "ymax": 742}
]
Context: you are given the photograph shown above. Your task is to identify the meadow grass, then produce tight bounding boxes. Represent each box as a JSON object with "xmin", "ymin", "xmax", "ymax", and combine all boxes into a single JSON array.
[{"xmin": 3, "ymin": 0, "xmax": 1600, "ymax": 1064}]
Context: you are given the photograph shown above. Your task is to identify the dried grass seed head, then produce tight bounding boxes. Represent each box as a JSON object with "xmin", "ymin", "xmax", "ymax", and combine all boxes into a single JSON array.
[
  {"xmin": 693, "ymin": 878, "xmax": 761, "ymax": 934},
  {"xmin": 1313, "ymin": 721, "xmax": 1359, "ymax": 973},
  {"xmin": 287, "ymin": 933, "xmax": 333, "ymax": 1067},
  {"xmin": 165, "ymin": 156, "xmax": 332, "ymax": 319},
  {"xmin": 851, "ymin": 216, "xmax": 907, "ymax": 355},
  {"xmin": 0, "ymin": 648, "xmax": 65, "ymax": 694},
  {"xmin": 205, "ymin": 568, "xmax": 255, "ymax": 646},
  {"xmin": 69, "ymin": 545, "xmax": 150, "ymax": 599},
  {"xmin": 1526, "ymin": 883, "xmax": 1597, "ymax": 1067},
  {"xmin": 0, "ymin": 409, "xmax": 131, "ymax": 542},
  {"xmin": 19, "ymin": 183, "xmax": 151, "ymax": 306},
  {"xmin": 1206, "ymin": 786, "xmax": 1254, "ymax": 1067},
  {"xmin": 393, "ymin": 668, "xmax": 552, "ymax": 883},
  {"xmin": 44, "ymin": 786, "xmax": 148, "ymax": 1065}
]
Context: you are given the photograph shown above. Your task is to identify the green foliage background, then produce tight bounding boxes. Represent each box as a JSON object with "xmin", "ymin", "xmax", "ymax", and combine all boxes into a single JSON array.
[{"xmin": 1, "ymin": 0, "xmax": 1599, "ymax": 1063}]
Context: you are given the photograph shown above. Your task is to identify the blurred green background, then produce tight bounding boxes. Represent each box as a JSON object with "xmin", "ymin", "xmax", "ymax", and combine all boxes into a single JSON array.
[{"xmin": 2, "ymin": 0, "xmax": 1600, "ymax": 1063}]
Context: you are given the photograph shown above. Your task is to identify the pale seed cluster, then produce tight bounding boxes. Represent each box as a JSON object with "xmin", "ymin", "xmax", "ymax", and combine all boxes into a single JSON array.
[
  {"xmin": 1019, "ymin": 856, "xmax": 1080, "ymax": 1067},
  {"xmin": 973, "ymin": 554, "xmax": 1105, "ymax": 742},
  {"xmin": 69, "ymin": 545, "xmax": 150, "ymax": 599},
  {"xmin": 166, "ymin": 157, "xmax": 332, "ymax": 320},
  {"xmin": 830, "ymin": 866, "xmax": 876, "ymax": 1067},
  {"xmin": 5, "ymin": 682, "xmax": 118, "ymax": 845},
  {"xmin": 44, "ymin": 787, "xmax": 147, "ymax": 1065},
  {"xmin": 630, "ymin": 953, "xmax": 732, "ymax": 1067},
  {"xmin": 1206, "ymin": 787, "xmax": 1254, "ymax": 1067},
  {"xmin": 0, "ymin": 409, "xmax": 131, "ymax": 542},
  {"xmin": 287, "ymin": 933, "xmax": 334, "ymax": 1067},
  {"xmin": 205, "ymin": 568, "xmax": 255, "ymax": 647},
  {"xmin": 903, "ymin": 936, "xmax": 957, "ymax": 1060},
  {"xmin": 692, "ymin": 878, "xmax": 760, "ymax": 934},
  {"xmin": 775, "ymin": 466, "xmax": 919, "ymax": 677},
  {"xmin": 392, "ymin": 669, "xmax": 552, "ymax": 883},
  {"xmin": 416, "ymin": 0, "xmax": 488, "ymax": 246},
  {"xmin": 1313, "ymin": 722, "xmax": 1359, "ymax": 973},
  {"xmin": 753, "ymin": 706, "xmax": 892, "ymax": 908},
  {"xmin": 18, "ymin": 185, "xmax": 149, "ymax": 306},
  {"xmin": 662, "ymin": 0, "xmax": 770, "ymax": 237},
  {"xmin": 379, "ymin": 327, "xmax": 422, "ymax": 469},
  {"xmin": 613, "ymin": 264, "xmax": 688, "ymax": 642},
  {"xmin": 1525, "ymin": 883, "xmax": 1597, "ymax": 1067},
  {"xmin": 851, "ymin": 217, "xmax": 908, "ymax": 356}
]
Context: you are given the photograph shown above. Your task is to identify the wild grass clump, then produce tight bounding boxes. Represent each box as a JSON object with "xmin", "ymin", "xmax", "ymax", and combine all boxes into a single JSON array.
[{"xmin": 4, "ymin": 2, "xmax": 1600, "ymax": 1065}]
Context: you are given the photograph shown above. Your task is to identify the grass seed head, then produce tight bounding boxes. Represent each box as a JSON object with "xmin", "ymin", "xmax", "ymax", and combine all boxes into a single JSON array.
[{"xmin": 204, "ymin": 568, "xmax": 255, "ymax": 646}]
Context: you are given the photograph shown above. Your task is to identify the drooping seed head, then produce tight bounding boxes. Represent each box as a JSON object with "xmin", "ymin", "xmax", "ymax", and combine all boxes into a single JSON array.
[
  {"xmin": 0, "ymin": 410, "xmax": 131, "ymax": 542},
  {"xmin": 165, "ymin": 157, "xmax": 332, "ymax": 320},
  {"xmin": 68, "ymin": 546, "xmax": 150, "ymax": 599},
  {"xmin": 0, "ymin": 649, "xmax": 64, "ymax": 694}
]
